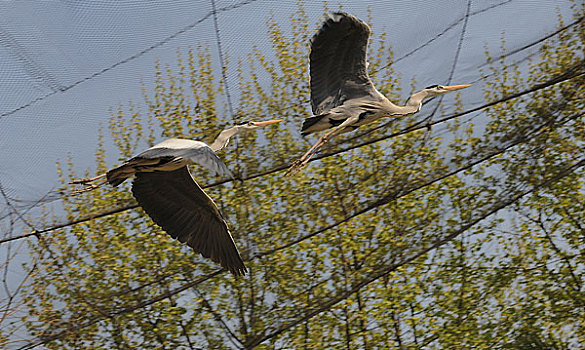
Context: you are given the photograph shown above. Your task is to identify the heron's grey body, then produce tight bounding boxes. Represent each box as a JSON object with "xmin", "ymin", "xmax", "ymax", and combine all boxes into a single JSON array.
[
  {"xmin": 107, "ymin": 139, "xmax": 232, "ymax": 185},
  {"xmin": 106, "ymin": 137, "xmax": 244, "ymax": 275},
  {"xmin": 302, "ymin": 12, "xmax": 422, "ymax": 136},
  {"xmin": 301, "ymin": 98, "xmax": 419, "ymax": 136},
  {"xmin": 288, "ymin": 12, "xmax": 470, "ymax": 174}
]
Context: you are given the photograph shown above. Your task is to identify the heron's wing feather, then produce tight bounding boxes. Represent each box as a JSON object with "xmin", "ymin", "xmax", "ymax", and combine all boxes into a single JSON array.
[
  {"xmin": 134, "ymin": 139, "xmax": 232, "ymax": 178},
  {"xmin": 310, "ymin": 12, "xmax": 378, "ymax": 115},
  {"xmin": 131, "ymin": 166, "xmax": 246, "ymax": 276}
]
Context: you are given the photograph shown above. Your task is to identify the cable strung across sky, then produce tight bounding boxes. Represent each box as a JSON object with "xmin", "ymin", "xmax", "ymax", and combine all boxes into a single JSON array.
[
  {"xmin": 2, "ymin": 2, "xmax": 583, "ymax": 348},
  {"xmin": 1, "ymin": 61, "xmax": 581, "ymax": 246}
]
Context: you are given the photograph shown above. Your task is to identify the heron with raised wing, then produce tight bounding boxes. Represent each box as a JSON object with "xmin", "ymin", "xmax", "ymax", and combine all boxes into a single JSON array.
[
  {"xmin": 72, "ymin": 119, "xmax": 281, "ymax": 276},
  {"xmin": 287, "ymin": 12, "xmax": 471, "ymax": 175}
]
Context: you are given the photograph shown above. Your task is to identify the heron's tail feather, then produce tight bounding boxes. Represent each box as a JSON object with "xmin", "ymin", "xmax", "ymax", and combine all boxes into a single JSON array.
[
  {"xmin": 301, "ymin": 114, "xmax": 326, "ymax": 135},
  {"xmin": 106, "ymin": 164, "xmax": 135, "ymax": 187},
  {"xmin": 107, "ymin": 157, "xmax": 181, "ymax": 187}
]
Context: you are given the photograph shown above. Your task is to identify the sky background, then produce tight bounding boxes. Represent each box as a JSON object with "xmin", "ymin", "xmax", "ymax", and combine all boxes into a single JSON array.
[
  {"xmin": 0, "ymin": 0, "xmax": 579, "ymax": 346},
  {"xmin": 0, "ymin": 0, "xmax": 576, "ymax": 218}
]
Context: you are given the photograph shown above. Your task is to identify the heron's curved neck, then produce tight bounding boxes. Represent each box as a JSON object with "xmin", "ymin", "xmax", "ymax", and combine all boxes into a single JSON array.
[
  {"xmin": 209, "ymin": 126, "xmax": 241, "ymax": 152},
  {"xmin": 397, "ymin": 91, "xmax": 427, "ymax": 115}
]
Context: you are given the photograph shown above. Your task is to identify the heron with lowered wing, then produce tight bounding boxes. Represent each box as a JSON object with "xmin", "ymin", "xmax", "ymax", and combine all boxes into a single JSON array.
[{"xmin": 72, "ymin": 119, "xmax": 281, "ymax": 276}]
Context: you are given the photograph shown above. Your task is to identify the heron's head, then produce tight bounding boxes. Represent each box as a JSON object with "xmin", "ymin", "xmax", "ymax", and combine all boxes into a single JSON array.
[
  {"xmin": 212, "ymin": 119, "xmax": 282, "ymax": 152},
  {"xmin": 235, "ymin": 119, "xmax": 282, "ymax": 132},
  {"xmin": 421, "ymin": 84, "xmax": 472, "ymax": 98}
]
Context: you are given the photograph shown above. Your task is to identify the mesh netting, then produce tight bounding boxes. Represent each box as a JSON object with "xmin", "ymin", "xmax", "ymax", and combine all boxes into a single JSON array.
[
  {"xmin": 0, "ymin": 0, "xmax": 575, "ymax": 222},
  {"xmin": 0, "ymin": 0, "xmax": 582, "ymax": 348}
]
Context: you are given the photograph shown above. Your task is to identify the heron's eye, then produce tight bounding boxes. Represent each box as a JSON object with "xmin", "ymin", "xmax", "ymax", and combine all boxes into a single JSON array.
[
  {"xmin": 437, "ymin": 85, "xmax": 443, "ymax": 90},
  {"xmin": 248, "ymin": 121, "xmax": 254, "ymax": 126}
]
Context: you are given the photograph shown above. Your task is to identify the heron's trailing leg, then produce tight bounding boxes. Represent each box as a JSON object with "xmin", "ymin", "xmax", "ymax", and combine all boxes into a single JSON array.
[
  {"xmin": 70, "ymin": 173, "xmax": 108, "ymax": 194},
  {"xmin": 286, "ymin": 115, "xmax": 359, "ymax": 176},
  {"xmin": 70, "ymin": 173, "xmax": 106, "ymax": 184},
  {"xmin": 301, "ymin": 132, "xmax": 330, "ymax": 160},
  {"xmin": 71, "ymin": 180, "xmax": 108, "ymax": 194}
]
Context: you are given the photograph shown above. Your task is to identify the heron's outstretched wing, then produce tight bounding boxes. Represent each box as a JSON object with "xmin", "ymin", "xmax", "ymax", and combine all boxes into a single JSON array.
[
  {"xmin": 134, "ymin": 138, "xmax": 232, "ymax": 178},
  {"xmin": 310, "ymin": 12, "xmax": 378, "ymax": 115},
  {"xmin": 131, "ymin": 166, "xmax": 246, "ymax": 276}
]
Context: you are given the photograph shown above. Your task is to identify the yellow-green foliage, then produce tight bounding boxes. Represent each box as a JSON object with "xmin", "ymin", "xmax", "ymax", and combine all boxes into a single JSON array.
[{"xmin": 23, "ymin": 2, "xmax": 585, "ymax": 349}]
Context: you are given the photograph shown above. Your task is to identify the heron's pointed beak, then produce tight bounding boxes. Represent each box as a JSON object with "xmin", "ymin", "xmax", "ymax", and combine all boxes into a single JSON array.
[
  {"xmin": 252, "ymin": 119, "xmax": 282, "ymax": 127},
  {"xmin": 442, "ymin": 84, "xmax": 472, "ymax": 91}
]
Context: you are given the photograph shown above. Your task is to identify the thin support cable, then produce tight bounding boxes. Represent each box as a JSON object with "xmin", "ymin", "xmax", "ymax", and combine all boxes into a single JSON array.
[
  {"xmin": 193, "ymin": 286, "xmax": 245, "ymax": 349},
  {"xmin": 478, "ymin": 15, "xmax": 585, "ymax": 68},
  {"xmin": 423, "ymin": 0, "xmax": 471, "ymax": 126},
  {"xmin": 210, "ymin": 0, "xmax": 236, "ymax": 120},
  {"xmin": 0, "ymin": 181, "xmax": 37, "ymax": 233},
  {"xmin": 1, "ymin": 62, "xmax": 583, "ymax": 246},
  {"xmin": 244, "ymin": 158, "xmax": 585, "ymax": 348},
  {"xmin": 447, "ymin": 0, "xmax": 471, "ymax": 87},
  {"xmin": 370, "ymin": 0, "xmax": 510, "ymax": 75},
  {"xmin": 15, "ymin": 113, "xmax": 585, "ymax": 348},
  {"xmin": 0, "ymin": 0, "xmax": 260, "ymax": 120},
  {"xmin": 413, "ymin": 0, "xmax": 472, "ymax": 175}
]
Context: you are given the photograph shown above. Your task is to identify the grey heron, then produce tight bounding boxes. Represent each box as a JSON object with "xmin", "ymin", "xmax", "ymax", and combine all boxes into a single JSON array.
[
  {"xmin": 71, "ymin": 119, "xmax": 281, "ymax": 276},
  {"xmin": 287, "ymin": 12, "xmax": 471, "ymax": 174}
]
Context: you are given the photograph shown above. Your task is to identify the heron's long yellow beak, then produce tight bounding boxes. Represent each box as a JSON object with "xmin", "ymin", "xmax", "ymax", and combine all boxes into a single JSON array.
[
  {"xmin": 443, "ymin": 84, "xmax": 472, "ymax": 91},
  {"xmin": 252, "ymin": 119, "xmax": 282, "ymax": 126}
]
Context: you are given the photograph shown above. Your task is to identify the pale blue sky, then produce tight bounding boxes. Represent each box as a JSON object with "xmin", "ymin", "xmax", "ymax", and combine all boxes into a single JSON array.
[
  {"xmin": 0, "ymin": 1, "xmax": 578, "ymax": 345},
  {"xmin": 0, "ymin": 0, "xmax": 574, "ymax": 218}
]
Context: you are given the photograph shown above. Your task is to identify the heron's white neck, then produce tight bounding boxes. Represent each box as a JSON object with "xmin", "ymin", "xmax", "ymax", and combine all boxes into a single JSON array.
[
  {"xmin": 395, "ymin": 90, "xmax": 428, "ymax": 115},
  {"xmin": 209, "ymin": 126, "xmax": 242, "ymax": 152}
]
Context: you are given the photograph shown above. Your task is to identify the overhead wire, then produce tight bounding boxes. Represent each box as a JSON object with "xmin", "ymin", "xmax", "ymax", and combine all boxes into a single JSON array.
[
  {"xmin": 210, "ymin": 0, "xmax": 236, "ymax": 120},
  {"xmin": 1, "ymin": 61, "xmax": 582, "ymax": 246},
  {"xmin": 0, "ymin": 0, "xmax": 261, "ymax": 120},
  {"xmin": 17, "ymin": 93, "xmax": 585, "ymax": 349},
  {"xmin": 477, "ymin": 14, "xmax": 585, "ymax": 68},
  {"xmin": 373, "ymin": 0, "xmax": 511, "ymax": 70},
  {"xmin": 244, "ymin": 157, "xmax": 585, "ymax": 348},
  {"xmin": 415, "ymin": 0, "xmax": 471, "ymax": 160},
  {"xmin": 5, "ymin": 5, "xmax": 584, "ymax": 348}
]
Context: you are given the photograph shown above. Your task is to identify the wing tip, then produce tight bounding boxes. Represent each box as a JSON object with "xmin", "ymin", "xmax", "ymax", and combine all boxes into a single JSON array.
[
  {"xmin": 226, "ymin": 246, "xmax": 248, "ymax": 277},
  {"xmin": 329, "ymin": 12, "xmax": 348, "ymax": 22},
  {"xmin": 311, "ymin": 12, "xmax": 371, "ymax": 45},
  {"xmin": 229, "ymin": 264, "xmax": 248, "ymax": 277},
  {"xmin": 218, "ymin": 162, "xmax": 234, "ymax": 179}
]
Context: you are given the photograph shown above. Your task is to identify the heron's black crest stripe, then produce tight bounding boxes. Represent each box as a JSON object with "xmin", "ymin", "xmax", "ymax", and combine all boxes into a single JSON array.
[{"xmin": 425, "ymin": 84, "xmax": 439, "ymax": 89}]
